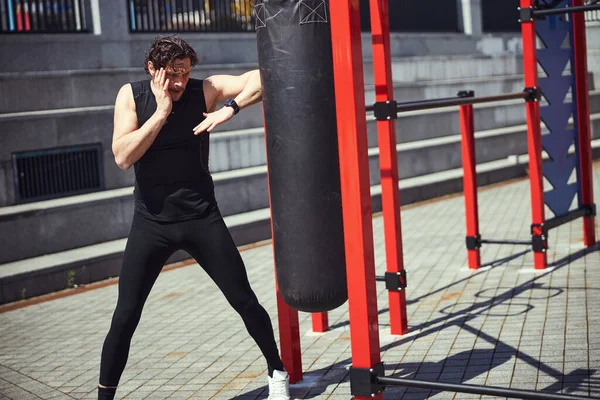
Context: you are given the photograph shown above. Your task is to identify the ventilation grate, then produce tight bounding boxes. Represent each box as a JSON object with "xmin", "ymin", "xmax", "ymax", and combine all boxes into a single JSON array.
[{"xmin": 12, "ymin": 143, "xmax": 104, "ymax": 203}]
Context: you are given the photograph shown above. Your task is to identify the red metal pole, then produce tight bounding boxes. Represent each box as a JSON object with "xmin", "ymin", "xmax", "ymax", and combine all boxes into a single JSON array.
[
  {"xmin": 311, "ymin": 312, "xmax": 329, "ymax": 333},
  {"xmin": 275, "ymin": 289, "xmax": 302, "ymax": 383},
  {"xmin": 369, "ymin": 0, "xmax": 408, "ymax": 335},
  {"xmin": 572, "ymin": 0, "xmax": 597, "ymax": 247},
  {"xmin": 262, "ymin": 107, "xmax": 303, "ymax": 384},
  {"xmin": 520, "ymin": 0, "xmax": 548, "ymax": 269},
  {"xmin": 330, "ymin": 1, "xmax": 382, "ymax": 399},
  {"xmin": 459, "ymin": 104, "xmax": 482, "ymax": 270}
]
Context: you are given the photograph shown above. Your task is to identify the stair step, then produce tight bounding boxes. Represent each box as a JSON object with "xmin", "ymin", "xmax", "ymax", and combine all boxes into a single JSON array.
[
  {"xmin": 2, "ymin": 113, "xmax": 600, "ymax": 265},
  {"xmin": 0, "ymin": 66, "xmax": 537, "ymax": 114}
]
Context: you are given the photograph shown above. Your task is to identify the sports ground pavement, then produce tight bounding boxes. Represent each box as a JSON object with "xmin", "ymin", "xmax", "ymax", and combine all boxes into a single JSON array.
[{"xmin": 1, "ymin": 164, "xmax": 599, "ymax": 399}]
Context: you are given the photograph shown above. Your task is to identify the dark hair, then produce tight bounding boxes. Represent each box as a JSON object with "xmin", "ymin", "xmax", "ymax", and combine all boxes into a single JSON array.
[{"xmin": 144, "ymin": 35, "xmax": 198, "ymax": 74}]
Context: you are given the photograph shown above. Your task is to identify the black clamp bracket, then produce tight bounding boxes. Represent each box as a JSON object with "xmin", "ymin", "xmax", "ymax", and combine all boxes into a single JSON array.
[
  {"xmin": 373, "ymin": 100, "xmax": 398, "ymax": 121},
  {"xmin": 518, "ymin": 6, "xmax": 536, "ymax": 22},
  {"xmin": 583, "ymin": 203, "xmax": 597, "ymax": 217},
  {"xmin": 524, "ymin": 87, "xmax": 541, "ymax": 102},
  {"xmin": 384, "ymin": 271, "xmax": 407, "ymax": 291},
  {"xmin": 458, "ymin": 90, "xmax": 475, "ymax": 98},
  {"xmin": 350, "ymin": 362, "xmax": 386, "ymax": 397},
  {"xmin": 531, "ymin": 223, "xmax": 548, "ymax": 252},
  {"xmin": 466, "ymin": 235, "xmax": 482, "ymax": 250}
]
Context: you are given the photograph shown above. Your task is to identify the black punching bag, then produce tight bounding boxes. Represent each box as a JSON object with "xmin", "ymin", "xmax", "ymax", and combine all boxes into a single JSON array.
[{"xmin": 256, "ymin": 0, "xmax": 347, "ymax": 313}]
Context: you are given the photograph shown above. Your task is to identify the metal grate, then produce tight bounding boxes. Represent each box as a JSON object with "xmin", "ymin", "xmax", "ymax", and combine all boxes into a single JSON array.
[
  {"xmin": 127, "ymin": 0, "xmax": 256, "ymax": 33},
  {"xmin": 0, "ymin": 0, "xmax": 89, "ymax": 33},
  {"xmin": 12, "ymin": 143, "xmax": 104, "ymax": 203}
]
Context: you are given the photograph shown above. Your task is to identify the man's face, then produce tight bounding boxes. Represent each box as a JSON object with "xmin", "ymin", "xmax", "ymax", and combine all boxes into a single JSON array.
[{"xmin": 150, "ymin": 57, "xmax": 192, "ymax": 102}]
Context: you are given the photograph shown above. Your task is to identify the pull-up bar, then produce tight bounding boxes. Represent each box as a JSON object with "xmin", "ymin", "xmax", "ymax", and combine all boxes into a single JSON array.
[
  {"xmin": 518, "ymin": 3, "xmax": 600, "ymax": 22},
  {"xmin": 366, "ymin": 89, "xmax": 539, "ymax": 120},
  {"xmin": 372, "ymin": 375, "xmax": 592, "ymax": 400},
  {"xmin": 522, "ymin": 3, "xmax": 600, "ymax": 19}
]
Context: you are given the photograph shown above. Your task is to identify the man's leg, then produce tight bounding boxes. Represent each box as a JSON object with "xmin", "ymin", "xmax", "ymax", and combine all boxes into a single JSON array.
[
  {"xmin": 180, "ymin": 207, "xmax": 285, "ymax": 375},
  {"xmin": 98, "ymin": 216, "xmax": 176, "ymax": 398}
]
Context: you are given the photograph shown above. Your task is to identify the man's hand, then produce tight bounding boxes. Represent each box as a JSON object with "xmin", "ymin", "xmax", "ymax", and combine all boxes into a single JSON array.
[
  {"xmin": 150, "ymin": 67, "xmax": 172, "ymax": 116},
  {"xmin": 193, "ymin": 107, "xmax": 235, "ymax": 135}
]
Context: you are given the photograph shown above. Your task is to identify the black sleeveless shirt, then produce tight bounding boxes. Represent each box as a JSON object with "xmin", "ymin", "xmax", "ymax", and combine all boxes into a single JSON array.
[{"xmin": 131, "ymin": 78, "xmax": 215, "ymax": 222}]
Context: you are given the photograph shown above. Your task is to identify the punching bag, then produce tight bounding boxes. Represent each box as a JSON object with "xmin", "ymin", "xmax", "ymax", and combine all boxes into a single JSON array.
[{"xmin": 256, "ymin": 0, "xmax": 348, "ymax": 313}]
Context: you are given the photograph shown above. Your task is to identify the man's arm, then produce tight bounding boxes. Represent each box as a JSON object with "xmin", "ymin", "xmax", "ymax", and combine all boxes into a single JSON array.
[
  {"xmin": 112, "ymin": 68, "xmax": 172, "ymax": 170},
  {"xmin": 194, "ymin": 70, "xmax": 262, "ymax": 134}
]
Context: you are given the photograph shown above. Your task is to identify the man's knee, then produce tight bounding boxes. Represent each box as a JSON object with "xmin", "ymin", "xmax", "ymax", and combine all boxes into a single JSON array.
[
  {"xmin": 234, "ymin": 294, "xmax": 261, "ymax": 318},
  {"xmin": 111, "ymin": 303, "xmax": 143, "ymax": 333}
]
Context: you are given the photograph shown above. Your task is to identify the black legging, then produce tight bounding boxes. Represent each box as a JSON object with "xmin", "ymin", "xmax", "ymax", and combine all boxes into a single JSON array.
[{"xmin": 99, "ymin": 205, "xmax": 283, "ymax": 387}]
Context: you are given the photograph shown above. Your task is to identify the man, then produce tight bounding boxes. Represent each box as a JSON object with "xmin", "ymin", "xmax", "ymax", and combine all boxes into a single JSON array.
[{"xmin": 98, "ymin": 36, "xmax": 290, "ymax": 400}]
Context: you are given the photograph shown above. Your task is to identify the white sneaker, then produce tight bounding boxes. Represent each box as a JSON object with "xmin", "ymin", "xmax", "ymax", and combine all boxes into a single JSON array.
[{"xmin": 267, "ymin": 369, "xmax": 290, "ymax": 400}]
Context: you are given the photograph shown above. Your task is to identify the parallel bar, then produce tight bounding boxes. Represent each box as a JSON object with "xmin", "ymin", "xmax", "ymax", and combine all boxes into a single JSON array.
[
  {"xmin": 521, "ymin": 0, "xmax": 547, "ymax": 269},
  {"xmin": 572, "ymin": 0, "xmax": 597, "ymax": 247},
  {"xmin": 397, "ymin": 92, "xmax": 529, "ymax": 112},
  {"xmin": 534, "ymin": 3, "xmax": 600, "ymax": 16},
  {"xmin": 544, "ymin": 207, "xmax": 589, "ymax": 231},
  {"xmin": 481, "ymin": 239, "xmax": 532, "ymax": 245},
  {"xmin": 365, "ymin": 94, "xmax": 463, "ymax": 112},
  {"xmin": 459, "ymin": 104, "xmax": 481, "ymax": 270},
  {"xmin": 330, "ymin": 2, "xmax": 382, "ymax": 400},
  {"xmin": 366, "ymin": 91, "xmax": 529, "ymax": 114},
  {"xmin": 369, "ymin": 0, "xmax": 408, "ymax": 336},
  {"xmin": 377, "ymin": 376, "xmax": 592, "ymax": 400}
]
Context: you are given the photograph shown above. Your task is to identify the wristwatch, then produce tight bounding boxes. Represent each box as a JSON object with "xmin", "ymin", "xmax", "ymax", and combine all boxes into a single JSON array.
[{"xmin": 224, "ymin": 98, "xmax": 240, "ymax": 115}]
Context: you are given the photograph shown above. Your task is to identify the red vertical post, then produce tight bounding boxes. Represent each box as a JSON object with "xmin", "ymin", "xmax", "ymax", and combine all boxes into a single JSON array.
[
  {"xmin": 330, "ymin": 1, "xmax": 382, "ymax": 399},
  {"xmin": 263, "ymin": 108, "xmax": 303, "ymax": 384},
  {"xmin": 369, "ymin": 0, "xmax": 408, "ymax": 335},
  {"xmin": 311, "ymin": 312, "xmax": 329, "ymax": 333},
  {"xmin": 520, "ymin": 0, "xmax": 548, "ymax": 269},
  {"xmin": 572, "ymin": 0, "xmax": 597, "ymax": 247},
  {"xmin": 275, "ymin": 290, "xmax": 303, "ymax": 383},
  {"xmin": 459, "ymin": 104, "xmax": 482, "ymax": 270}
]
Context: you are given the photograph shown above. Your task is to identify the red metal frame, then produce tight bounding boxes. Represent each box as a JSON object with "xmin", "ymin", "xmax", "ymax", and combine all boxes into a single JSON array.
[
  {"xmin": 369, "ymin": 0, "xmax": 408, "ymax": 335},
  {"xmin": 330, "ymin": 1, "xmax": 382, "ymax": 399},
  {"xmin": 311, "ymin": 312, "xmax": 329, "ymax": 333},
  {"xmin": 275, "ymin": 289, "xmax": 302, "ymax": 383},
  {"xmin": 520, "ymin": 0, "xmax": 548, "ymax": 269},
  {"xmin": 572, "ymin": 0, "xmax": 597, "ymax": 247},
  {"xmin": 459, "ymin": 104, "xmax": 482, "ymax": 270}
]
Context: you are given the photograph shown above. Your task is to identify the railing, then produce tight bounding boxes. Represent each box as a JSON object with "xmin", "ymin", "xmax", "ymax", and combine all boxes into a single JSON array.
[
  {"xmin": 0, "ymin": 0, "xmax": 89, "ymax": 33},
  {"xmin": 128, "ymin": 0, "xmax": 255, "ymax": 33},
  {"xmin": 585, "ymin": 0, "xmax": 600, "ymax": 22}
]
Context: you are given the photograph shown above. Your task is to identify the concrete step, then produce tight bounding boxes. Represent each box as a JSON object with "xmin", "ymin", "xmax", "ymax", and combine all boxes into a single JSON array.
[
  {"xmin": 0, "ymin": 32, "xmax": 488, "ymax": 74},
  {"xmin": 3, "ymin": 138, "xmax": 600, "ymax": 305},
  {"xmin": 0, "ymin": 96, "xmax": 526, "ymax": 204},
  {"xmin": 0, "ymin": 208, "xmax": 273, "ymax": 304},
  {"xmin": 0, "ymin": 64, "xmax": 258, "ymax": 114},
  {"xmin": 2, "ymin": 90, "xmax": 599, "ymax": 207},
  {"xmin": 0, "ymin": 62, "xmax": 554, "ymax": 114},
  {"xmin": 2, "ymin": 113, "xmax": 600, "ymax": 265},
  {"xmin": 211, "ymin": 90, "xmax": 600, "ymax": 174},
  {"xmin": 0, "ymin": 95, "xmax": 526, "ymax": 207},
  {"xmin": 364, "ymin": 53, "xmax": 524, "ymax": 84}
]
